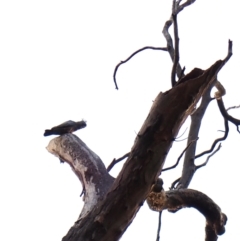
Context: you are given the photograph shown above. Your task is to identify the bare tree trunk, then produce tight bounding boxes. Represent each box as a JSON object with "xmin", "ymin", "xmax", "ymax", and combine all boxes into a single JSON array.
[{"xmin": 47, "ymin": 60, "xmax": 228, "ymax": 241}]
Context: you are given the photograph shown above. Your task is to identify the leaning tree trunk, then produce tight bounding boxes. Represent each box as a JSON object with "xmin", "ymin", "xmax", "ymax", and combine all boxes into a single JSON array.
[{"xmin": 47, "ymin": 57, "xmax": 230, "ymax": 241}]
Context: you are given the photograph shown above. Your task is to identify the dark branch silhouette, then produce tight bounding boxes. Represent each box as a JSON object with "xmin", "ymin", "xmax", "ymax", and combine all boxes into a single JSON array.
[
  {"xmin": 147, "ymin": 181, "xmax": 227, "ymax": 241},
  {"xmin": 195, "ymin": 119, "xmax": 229, "ymax": 159},
  {"xmin": 217, "ymin": 98, "xmax": 240, "ymax": 132},
  {"xmin": 171, "ymin": 11, "xmax": 180, "ymax": 86},
  {"xmin": 156, "ymin": 211, "xmax": 162, "ymax": 241},
  {"xmin": 196, "ymin": 143, "xmax": 222, "ymax": 169},
  {"xmin": 162, "ymin": 139, "xmax": 197, "ymax": 172},
  {"xmin": 107, "ymin": 152, "xmax": 130, "ymax": 172},
  {"xmin": 113, "ymin": 46, "xmax": 167, "ymax": 89},
  {"xmin": 226, "ymin": 104, "xmax": 240, "ymax": 111},
  {"xmin": 170, "ymin": 177, "xmax": 181, "ymax": 190}
]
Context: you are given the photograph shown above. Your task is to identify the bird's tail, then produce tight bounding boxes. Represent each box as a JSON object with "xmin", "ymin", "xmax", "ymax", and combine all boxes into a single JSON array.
[{"xmin": 44, "ymin": 129, "xmax": 52, "ymax": 136}]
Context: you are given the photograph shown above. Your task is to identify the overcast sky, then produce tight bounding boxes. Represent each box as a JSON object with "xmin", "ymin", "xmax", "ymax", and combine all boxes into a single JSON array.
[{"xmin": 1, "ymin": 1, "xmax": 240, "ymax": 240}]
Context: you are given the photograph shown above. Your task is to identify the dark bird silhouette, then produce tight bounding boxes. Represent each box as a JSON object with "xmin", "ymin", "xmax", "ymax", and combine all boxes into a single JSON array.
[{"xmin": 44, "ymin": 120, "xmax": 87, "ymax": 136}]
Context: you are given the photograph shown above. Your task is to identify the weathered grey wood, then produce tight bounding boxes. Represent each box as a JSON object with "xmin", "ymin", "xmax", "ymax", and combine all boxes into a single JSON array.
[{"xmin": 47, "ymin": 134, "xmax": 114, "ymax": 220}]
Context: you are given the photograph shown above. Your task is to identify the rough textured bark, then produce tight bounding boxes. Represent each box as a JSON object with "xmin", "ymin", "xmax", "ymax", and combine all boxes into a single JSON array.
[
  {"xmin": 147, "ymin": 179, "xmax": 227, "ymax": 240},
  {"xmin": 47, "ymin": 135, "xmax": 114, "ymax": 220},
  {"xmin": 47, "ymin": 59, "xmax": 228, "ymax": 241}
]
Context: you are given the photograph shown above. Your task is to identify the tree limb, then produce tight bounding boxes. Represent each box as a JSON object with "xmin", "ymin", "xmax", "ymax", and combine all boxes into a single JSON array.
[
  {"xmin": 162, "ymin": 138, "xmax": 197, "ymax": 172},
  {"xmin": 58, "ymin": 59, "xmax": 227, "ymax": 241},
  {"xmin": 107, "ymin": 152, "xmax": 130, "ymax": 172},
  {"xmin": 196, "ymin": 143, "xmax": 222, "ymax": 170},
  {"xmin": 195, "ymin": 119, "xmax": 228, "ymax": 159},
  {"xmin": 147, "ymin": 183, "xmax": 227, "ymax": 240},
  {"xmin": 171, "ymin": 11, "xmax": 180, "ymax": 86},
  {"xmin": 217, "ymin": 98, "xmax": 240, "ymax": 132},
  {"xmin": 113, "ymin": 46, "xmax": 167, "ymax": 89},
  {"xmin": 46, "ymin": 134, "xmax": 114, "ymax": 220}
]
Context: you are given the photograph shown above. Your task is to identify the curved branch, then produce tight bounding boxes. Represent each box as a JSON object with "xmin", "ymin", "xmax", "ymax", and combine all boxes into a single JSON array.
[
  {"xmin": 147, "ymin": 185, "xmax": 227, "ymax": 239},
  {"xmin": 162, "ymin": 19, "xmax": 183, "ymax": 79},
  {"xmin": 46, "ymin": 134, "xmax": 114, "ymax": 220},
  {"xmin": 170, "ymin": 177, "xmax": 181, "ymax": 190},
  {"xmin": 162, "ymin": 139, "xmax": 197, "ymax": 172},
  {"xmin": 195, "ymin": 118, "xmax": 229, "ymax": 159},
  {"xmin": 162, "ymin": 0, "xmax": 196, "ymax": 80},
  {"xmin": 217, "ymin": 98, "xmax": 240, "ymax": 132},
  {"xmin": 113, "ymin": 46, "xmax": 167, "ymax": 89},
  {"xmin": 196, "ymin": 143, "xmax": 222, "ymax": 169}
]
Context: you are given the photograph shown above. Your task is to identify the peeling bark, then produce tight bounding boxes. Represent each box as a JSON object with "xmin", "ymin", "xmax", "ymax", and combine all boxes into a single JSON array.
[{"xmin": 47, "ymin": 134, "xmax": 114, "ymax": 220}]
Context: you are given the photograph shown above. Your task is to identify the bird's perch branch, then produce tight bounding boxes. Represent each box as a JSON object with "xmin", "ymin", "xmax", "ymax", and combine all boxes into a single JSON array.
[{"xmin": 46, "ymin": 134, "xmax": 114, "ymax": 220}]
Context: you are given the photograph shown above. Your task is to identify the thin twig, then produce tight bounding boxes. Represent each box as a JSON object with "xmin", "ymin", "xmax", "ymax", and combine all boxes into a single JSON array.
[
  {"xmin": 162, "ymin": 0, "xmax": 196, "ymax": 80},
  {"xmin": 217, "ymin": 98, "xmax": 240, "ymax": 132},
  {"xmin": 224, "ymin": 39, "xmax": 233, "ymax": 63},
  {"xmin": 156, "ymin": 211, "xmax": 162, "ymax": 241},
  {"xmin": 178, "ymin": 66, "xmax": 185, "ymax": 80},
  {"xmin": 176, "ymin": 0, "xmax": 197, "ymax": 14},
  {"xmin": 226, "ymin": 104, "xmax": 240, "ymax": 111},
  {"xmin": 107, "ymin": 152, "xmax": 130, "ymax": 172},
  {"xmin": 113, "ymin": 46, "xmax": 167, "ymax": 89},
  {"xmin": 171, "ymin": 12, "xmax": 180, "ymax": 86},
  {"xmin": 162, "ymin": 20, "xmax": 182, "ymax": 79},
  {"xmin": 170, "ymin": 177, "xmax": 181, "ymax": 190},
  {"xmin": 174, "ymin": 137, "xmax": 188, "ymax": 142},
  {"xmin": 162, "ymin": 139, "xmax": 197, "ymax": 172},
  {"xmin": 175, "ymin": 127, "xmax": 188, "ymax": 140},
  {"xmin": 195, "ymin": 119, "xmax": 229, "ymax": 159},
  {"xmin": 196, "ymin": 143, "xmax": 222, "ymax": 169}
]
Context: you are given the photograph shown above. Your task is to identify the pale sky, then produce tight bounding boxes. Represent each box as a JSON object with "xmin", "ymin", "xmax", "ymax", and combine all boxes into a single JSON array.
[{"xmin": 1, "ymin": 1, "xmax": 240, "ymax": 240}]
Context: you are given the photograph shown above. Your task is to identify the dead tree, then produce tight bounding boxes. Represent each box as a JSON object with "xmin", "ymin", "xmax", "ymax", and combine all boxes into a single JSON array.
[{"xmin": 45, "ymin": 1, "xmax": 238, "ymax": 240}]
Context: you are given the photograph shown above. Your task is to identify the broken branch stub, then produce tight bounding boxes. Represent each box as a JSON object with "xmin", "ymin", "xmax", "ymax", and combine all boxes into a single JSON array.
[{"xmin": 46, "ymin": 134, "xmax": 114, "ymax": 220}]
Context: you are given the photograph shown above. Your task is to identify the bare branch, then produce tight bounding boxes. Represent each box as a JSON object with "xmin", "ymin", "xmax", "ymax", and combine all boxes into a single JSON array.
[
  {"xmin": 170, "ymin": 177, "xmax": 181, "ymax": 190},
  {"xmin": 196, "ymin": 143, "xmax": 222, "ymax": 169},
  {"xmin": 177, "ymin": 40, "xmax": 232, "ymax": 189},
  {"xmin": 162, "ymin": 20, "xmax": 183, "ymax": 78},
  {"xmin": 171, "ymin": 12, "xmax": 180, "ymax": 86},
  {"xmin": 113, "ymin": 46, "xmax": 167, "ymax": 89},
  {"xmin": 175, "ymin": 127, "xmax": 188, "ymax": 140},
  {"xmin": 162, "ymin": 138, "xmax": 197, "ymax": 172},
  {"xmin": 226, "ymin": 104, "xmax": 240, "ymax": 111},
  {"xmin": 176, "ymin": 0, "xmax": 197, "ymax": 14},
  {"xmin": 156, "ymin": 211, "xmax": 162, "ymax": 241},
  {"xmin": 195, "ymin": 119, "xmax": 228, "ymax": 159},
  {"xmin": 107, "ymin": 152, "xmax": 130, "ymax": 172},
  {"xmin": 147, "ymin": 186, "xmax": 227, "ymax": 239},
  {"xmin": 46, "ymin": 134, "xmax": 114, "ymax": 220},
  {"xmin": 217, "ymin": 98, "xmax": 240, "ymax": 132},
  {"xmin": 176, "ymin": 86, "xmax": 212, "ymax": 189},
  {"xmin": 162, "ymin": 0, "xmax": 196, "ymax": 80}
]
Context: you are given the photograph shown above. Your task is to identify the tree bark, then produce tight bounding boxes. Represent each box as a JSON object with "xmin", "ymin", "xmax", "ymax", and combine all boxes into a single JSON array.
[{"xmin": 47, "ymin": 59, "xmax": 227, "ymax": 241}]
